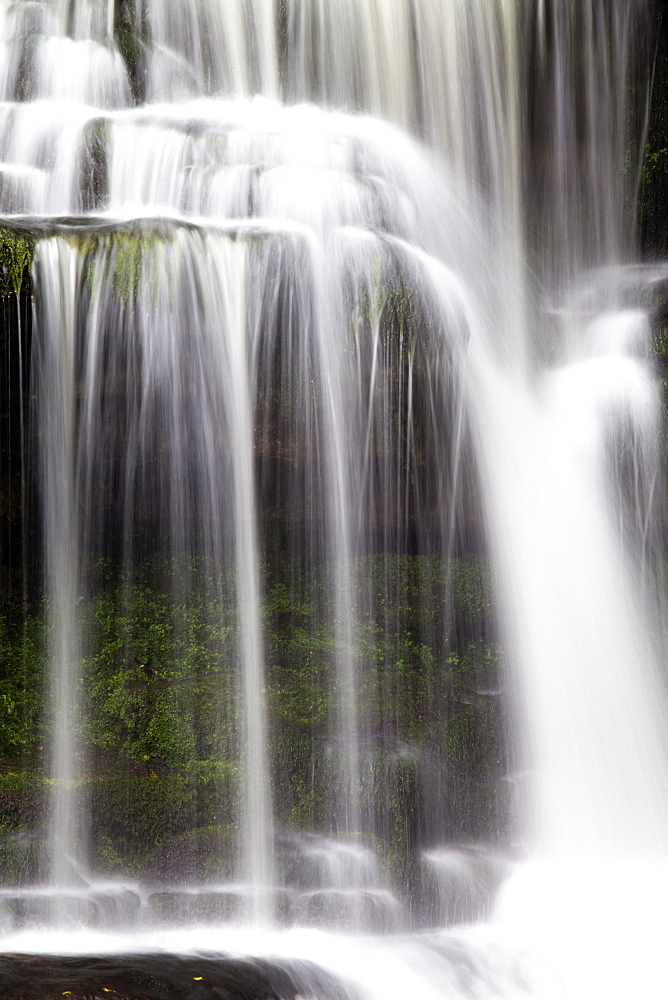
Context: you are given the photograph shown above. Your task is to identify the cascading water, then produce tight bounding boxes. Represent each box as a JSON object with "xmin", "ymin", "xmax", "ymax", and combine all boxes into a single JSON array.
[{"xmin": 0, "ymin": 1, "xmax": 667, "ymax": 998}]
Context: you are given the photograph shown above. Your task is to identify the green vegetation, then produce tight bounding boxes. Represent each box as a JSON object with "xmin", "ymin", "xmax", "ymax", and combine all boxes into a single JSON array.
[
  {"xmin": 79, "ymin": 224, "xmax": 173, "ymax": 306},
  {"xmin": 0, "ymin": 615, "xmax": 44, "ymax": 759},
  {"xmin": 84, "ymin": 581, "xmax": 237, "ymax": 766},
  {"xmin": 0, "ymin": 555, "xmax": 504, "ymax": 882},
  {"xmin": 0, "ymin": 229, "xmax": 33, "ymax": 297}
]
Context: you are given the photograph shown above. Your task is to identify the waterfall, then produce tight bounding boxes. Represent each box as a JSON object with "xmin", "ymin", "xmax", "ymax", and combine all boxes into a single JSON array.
[
  {"xmin": 34, "ymin": 238, "xmax": 83, "ymax": 911},
  {"xmin": 0, "ymin": 0, "xmax": 667, "ymax": 997}
]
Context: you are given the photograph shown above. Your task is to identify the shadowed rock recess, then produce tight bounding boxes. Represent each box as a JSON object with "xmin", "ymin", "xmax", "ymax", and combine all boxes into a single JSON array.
[{"xmin": 1, "ymin": 2, "xmax": 668, "ymax": 999}]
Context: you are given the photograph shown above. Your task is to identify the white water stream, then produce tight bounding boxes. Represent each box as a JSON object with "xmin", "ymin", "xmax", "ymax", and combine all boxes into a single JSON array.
[{"xmin": 0, "ymin": 0, "xmax": 667, "ymax": 997}]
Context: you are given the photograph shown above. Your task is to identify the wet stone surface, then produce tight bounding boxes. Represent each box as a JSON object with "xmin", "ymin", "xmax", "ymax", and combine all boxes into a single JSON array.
[{"xmin": 0, "ymin": 952, "xmax": 357, "ymax": 1000}]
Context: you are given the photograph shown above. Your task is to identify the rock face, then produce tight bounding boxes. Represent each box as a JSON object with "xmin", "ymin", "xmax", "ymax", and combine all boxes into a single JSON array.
[{"xmin": 0, "ymin": 952, "xmax": 361, "ymax": 1000}]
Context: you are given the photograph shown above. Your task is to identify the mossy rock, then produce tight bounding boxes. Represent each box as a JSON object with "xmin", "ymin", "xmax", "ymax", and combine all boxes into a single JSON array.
[
  {"xmin": 0, "ymin": 228, "xmax": 33, "ymax": 297},
  {"xmin": 0, "ymin": 831, "xmax": 50, "ymax": 887},
  {"xmin": 0, "ymin": 772, "xmax": 47, "ymax": 832},
  {"xmin": 114, "ymin": 0, "xmax": 149, "ymax": 104},
  {"xmin": 79, "ymin": 118, "xmax": 110, "ymax": 213},
  {"xmin": 146, "ymin": 823, "xmax": 237, "ymax": 884},
  {"xmin": 89, "ymin": 769, "xmax": 238, "ymax": 874}
]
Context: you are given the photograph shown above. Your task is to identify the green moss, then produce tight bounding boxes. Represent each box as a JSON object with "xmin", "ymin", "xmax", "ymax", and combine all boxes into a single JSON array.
[
  {"xmin": 352, "ymin": 266, "xmax": 422, "ymax": 355},
  {"xmin": 89, "ymin": 770, "xmax": 238, "ymax": 875},
  {"xmin": 0, "ymin": 773, "xmax": 47, "ymax": 837},
  {"xmin": 0, "ymin": 615, "xmax": 46, "ymax": 760},
  {"xmin": 0, "ymin": 831, "xmax": 49, "ymax": 886},
  {"xmin": 654, "ymin": 325, "xmax": 668, "ymax": 357},
  {"xmin": 77, "ymin": 225, "xmax": 173, "ymax": 307},
  {"xmin": 0, "ymin": 553, "xmax": 506, "ymax": 876},
  {"xmin": 0, "ymin": 228, "xmax": 33, "ymax": 297},
  {"xmin": 83, "ymin": 582, "xmax": 237, "ymax": 766}
]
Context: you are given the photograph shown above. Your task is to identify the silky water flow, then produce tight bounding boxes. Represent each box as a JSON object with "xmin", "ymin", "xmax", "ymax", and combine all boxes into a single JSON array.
[{"xmin": 0, "ymin": 1, "xmax": 667, "ymax": 998}]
